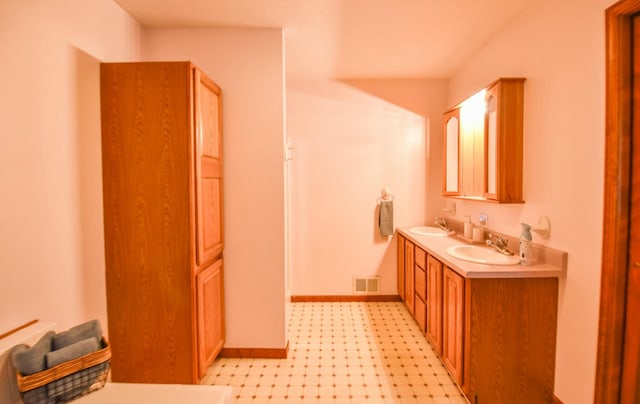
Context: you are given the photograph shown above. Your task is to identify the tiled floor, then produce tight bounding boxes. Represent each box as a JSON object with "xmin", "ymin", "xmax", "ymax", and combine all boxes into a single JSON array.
[{"xmin": 202, "ymin": 301, "xmax": 467, "ymax": 403}]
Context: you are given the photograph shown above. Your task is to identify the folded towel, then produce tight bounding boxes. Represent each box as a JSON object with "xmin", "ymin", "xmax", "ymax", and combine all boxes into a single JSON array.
[
  {"xmin": 11, "ymin": 331, "xmax": 54, "ymax": 375},
  {"xmin": 378, "ymin": 200, "xmax": 394, "ymax": 236},
  {"xmin": 52, "ymin": 319, "xmax": 102, "ymax": 350},
  {"xmin": 11, "ymin": 332, "xmax": 56, "ymax": 404},
  {"xmin": 46, "ymin": 337, "xmax": 99, "ymax": 368}
]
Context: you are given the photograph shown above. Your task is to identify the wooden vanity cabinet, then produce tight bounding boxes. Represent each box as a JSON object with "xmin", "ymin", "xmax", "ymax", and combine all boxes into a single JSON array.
[
  {"xmin": 397, "ymin": 239, "xmax": 559, "ymax": 403},
  {"xmin": 101, "ymin": 62, "xmax": 224, "ymax": 384}
]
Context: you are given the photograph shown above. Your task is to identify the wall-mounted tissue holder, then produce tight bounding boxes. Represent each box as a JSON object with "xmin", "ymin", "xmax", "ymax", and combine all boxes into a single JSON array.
[{"xmin": 531, "ymin": 216, "xmax": 551, "ymax": 239}]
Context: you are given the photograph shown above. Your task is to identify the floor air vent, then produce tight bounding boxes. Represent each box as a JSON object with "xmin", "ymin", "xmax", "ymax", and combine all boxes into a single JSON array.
[{"xmin": 353, "ymin": 277, "xmax": 380, "ymax": 293}]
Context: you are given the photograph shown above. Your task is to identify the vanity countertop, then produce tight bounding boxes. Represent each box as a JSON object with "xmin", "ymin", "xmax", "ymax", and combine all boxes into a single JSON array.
[{"xmin": 398, "ymin": 227, "xmax": 566, "ymax": 279}]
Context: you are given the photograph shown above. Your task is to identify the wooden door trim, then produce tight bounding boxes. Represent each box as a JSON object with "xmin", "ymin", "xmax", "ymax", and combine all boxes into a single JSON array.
[{"xmin": 595, "ymin": 1, "xmax": 640, "ymax": 403}]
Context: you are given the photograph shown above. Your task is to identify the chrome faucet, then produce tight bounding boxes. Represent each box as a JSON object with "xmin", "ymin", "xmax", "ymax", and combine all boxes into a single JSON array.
[
  {"xmin": 486, "ymin": 234, "xmax": 515, "ymax": 256},
  {"xmin": 434, "ymin": 216, "xmax": 450, "ymax": 231}
]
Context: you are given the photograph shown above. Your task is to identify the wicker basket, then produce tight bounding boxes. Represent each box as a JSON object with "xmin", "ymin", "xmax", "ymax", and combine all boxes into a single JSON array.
[{"xmin": 15, "ymin": 339, "xmax": 111, "ymax": 404}]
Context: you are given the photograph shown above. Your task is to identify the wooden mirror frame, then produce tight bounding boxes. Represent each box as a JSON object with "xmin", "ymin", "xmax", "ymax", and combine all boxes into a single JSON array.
[{"xmin": 443, "ymin": 108, "xmax": 461, "ymax": 196}]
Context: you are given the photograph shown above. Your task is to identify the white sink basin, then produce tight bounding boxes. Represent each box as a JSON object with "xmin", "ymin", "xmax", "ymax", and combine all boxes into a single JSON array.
[
  {"xmin": 409, "ymin": 226, "xmax": 455, "ymax": 237},
  {"xmin": 446, "ymin": 244, "xmax": 521, "ymax": 266}
]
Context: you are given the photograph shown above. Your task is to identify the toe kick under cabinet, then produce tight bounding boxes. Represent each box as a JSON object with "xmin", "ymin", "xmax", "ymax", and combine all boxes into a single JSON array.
[
  {"xmin": 397, "ymin": 233, "xmax": 559, "ymax": 404},
  {"xmin": 100, "ymin": 62, "xmax": 225, "ymax": 384}
]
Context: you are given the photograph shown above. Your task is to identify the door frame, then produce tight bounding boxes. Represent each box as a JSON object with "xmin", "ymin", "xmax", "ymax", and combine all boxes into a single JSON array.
[{"xmin": 595, "ymin": 1, "xmax": 640, "ymax": 402}]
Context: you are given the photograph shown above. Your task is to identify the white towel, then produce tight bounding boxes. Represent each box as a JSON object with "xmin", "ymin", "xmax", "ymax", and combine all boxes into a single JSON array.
[{"xmin": 378, "ymin": 201, "xmax": 394, "ymax": 236}]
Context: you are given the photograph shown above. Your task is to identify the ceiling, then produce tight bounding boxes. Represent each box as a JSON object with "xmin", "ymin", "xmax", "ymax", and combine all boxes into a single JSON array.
[{"xmin": 114, "ymin": 0, "xmax": 534, "ymax": 79}]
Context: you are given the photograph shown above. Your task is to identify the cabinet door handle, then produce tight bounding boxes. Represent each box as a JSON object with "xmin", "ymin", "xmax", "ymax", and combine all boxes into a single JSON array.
[{"xmin": 634, "ymin": 262, "xmax": 640, "ymax": 268}]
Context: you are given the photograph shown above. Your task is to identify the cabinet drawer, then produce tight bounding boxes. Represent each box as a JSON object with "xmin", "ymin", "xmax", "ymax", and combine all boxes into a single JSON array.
[
  {"xmin": 415, "ymin": 247, "xmax": 427, "ymax": 269},
  {"xmin": 414, "ymin": 296, "xmax": 426, "ymax": 332},
  {"xmin": 415, "ymin": 266, "xmax": 426, "ymax": 301}
]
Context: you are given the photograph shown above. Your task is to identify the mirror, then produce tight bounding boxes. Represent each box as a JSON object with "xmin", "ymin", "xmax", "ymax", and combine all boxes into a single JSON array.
[
  {"xmin": 460, "ymin": 90, "xmax": 486, "ymax": 197},
  {"xmin": 443, "ymin": 109, "xmax": 460, "ymax": 195}
]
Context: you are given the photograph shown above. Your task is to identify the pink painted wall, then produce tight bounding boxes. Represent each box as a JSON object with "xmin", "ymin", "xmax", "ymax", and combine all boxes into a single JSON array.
[
  {"xmin": 341, "ymin": 79, "xmax": 450, "ymax": 221},
  {"xmin": 287, "ymin": 78, "xmax": 447, "ymax": 295},
  {"xmin": 142, "ymin": 28, "xmax": 288, "ymax": 349},
  {"xmin": 0, "ymin": 0, "xmax": 142, "ymax": 334},
  {"xmin": 446, "ymin": 0, "xmax": 613, "ymax": 402}
]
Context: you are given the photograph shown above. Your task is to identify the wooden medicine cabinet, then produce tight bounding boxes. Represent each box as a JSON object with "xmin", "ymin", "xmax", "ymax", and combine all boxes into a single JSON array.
[{"xmin": 443, "ymin": 78, "xmax": 525, "ymax": 203}]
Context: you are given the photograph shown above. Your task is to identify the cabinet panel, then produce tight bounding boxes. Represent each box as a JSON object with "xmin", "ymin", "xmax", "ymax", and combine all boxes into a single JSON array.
[
  {"xmin": 414, "ymin": 297, "xmax": 427, "ymax": 332},
  {"xmin": 404, "ymin": 241, "xmax": 415, "ymax": 315},
  {"xmin": 426, "ymin": 255, "xmax": 443, "ymax": 355},
  {"xmin": 443, "ymin": 266, "xmax": 465, "ymax": 385},
  {"xmin": 197, "ymin": 258, "xmax": 225, "ymax": 378},
  {"xmin": 397, "ymin": 235, "xmax": 405, "ymax": 300},
  {"xmin": 415, "ymin": 266, "xmax": 426, "ymax": 302},
  {"xmin": 101, "ymin": 62, "xmax": 195, "ymax": 383},
  {"xmin": 195, "ymin": 69, "xmax": 223, "ymax": 265},
  {"xmin": 465, "ymin": 277, "xmax": 558, "ymax": 403}
]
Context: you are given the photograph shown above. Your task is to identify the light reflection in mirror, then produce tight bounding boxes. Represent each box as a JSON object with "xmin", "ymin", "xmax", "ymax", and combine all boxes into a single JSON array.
[{"xmin": 459, "ymin": 89, "xmax": 486, "ymax": 197}]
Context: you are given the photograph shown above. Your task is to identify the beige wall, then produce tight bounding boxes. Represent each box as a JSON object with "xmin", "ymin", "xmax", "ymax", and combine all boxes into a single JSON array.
[
  {"xmin": 447, "ymin": 0, "xmax": 614, "ymax": 402},
  {"xmin": 0, "ymin": 0, "xmax": 141, "ymax": 334},
  {"xmin": 142, "ymin": 28, "xmax": 288, "ymax": 349}
]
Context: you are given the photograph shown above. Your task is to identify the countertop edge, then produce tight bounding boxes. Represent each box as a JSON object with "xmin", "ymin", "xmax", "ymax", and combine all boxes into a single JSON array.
[{"xmin": 398, "ymin": 228, "xmax": 566, "ymax": 279}]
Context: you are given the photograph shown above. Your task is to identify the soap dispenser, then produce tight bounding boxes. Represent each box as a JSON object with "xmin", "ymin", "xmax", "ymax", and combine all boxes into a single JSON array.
[{"xmin": 520, "ymin": 223, "xmax": 533, "ymax": 265}]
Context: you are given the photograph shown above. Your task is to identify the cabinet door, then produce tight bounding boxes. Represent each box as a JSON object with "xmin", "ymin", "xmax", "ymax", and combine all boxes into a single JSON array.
[
  {"xmin": 404, "ymin": 241, "xmax": 415, "ymax": 315},
  {"xmin": 397, "ymin": 235, "xmax": 405, "ymax": 300},
  {"xmin": 483, "ymin": 78, "xmax": 524, "ymax": 203},
  {"xmin": 426, "ymin": 255, "xmax": 443, "ymax": 355},
  {"xmin": 485, "ymin": 85, "xmax": 499, "ymax": 200},
  {"xmin": 414, "ymin": 296, "xmax": 427, "ymax": 332},
  {"xmin": 414, "ymin": 248, "xmax": 427, "ymax": 330},
  {"xmin": 196, "ymin": 258, "xmax": 225, "ymax": 378},
  {"xmin": 194, "ymin": 68, "xmax": 224, "ymax": 265},
  {"xmin": 415, "ymin": 266, "xmax": 426, "ymax": 302},
  {"xmin": 443, "ymin": 266, "xmax": 465, "ymax": 385}
]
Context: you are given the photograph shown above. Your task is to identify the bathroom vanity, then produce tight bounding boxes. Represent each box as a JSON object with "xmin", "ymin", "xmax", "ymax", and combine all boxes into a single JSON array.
[{"xmin": 397, "ymin": 228, "xmax": 565, "ymax": 404}]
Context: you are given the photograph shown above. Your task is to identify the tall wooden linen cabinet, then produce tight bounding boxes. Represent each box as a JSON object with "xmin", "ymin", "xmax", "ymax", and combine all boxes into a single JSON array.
[{"xmin": 100, "ymin": 62, "xmax": 224, "ymax": 384}]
